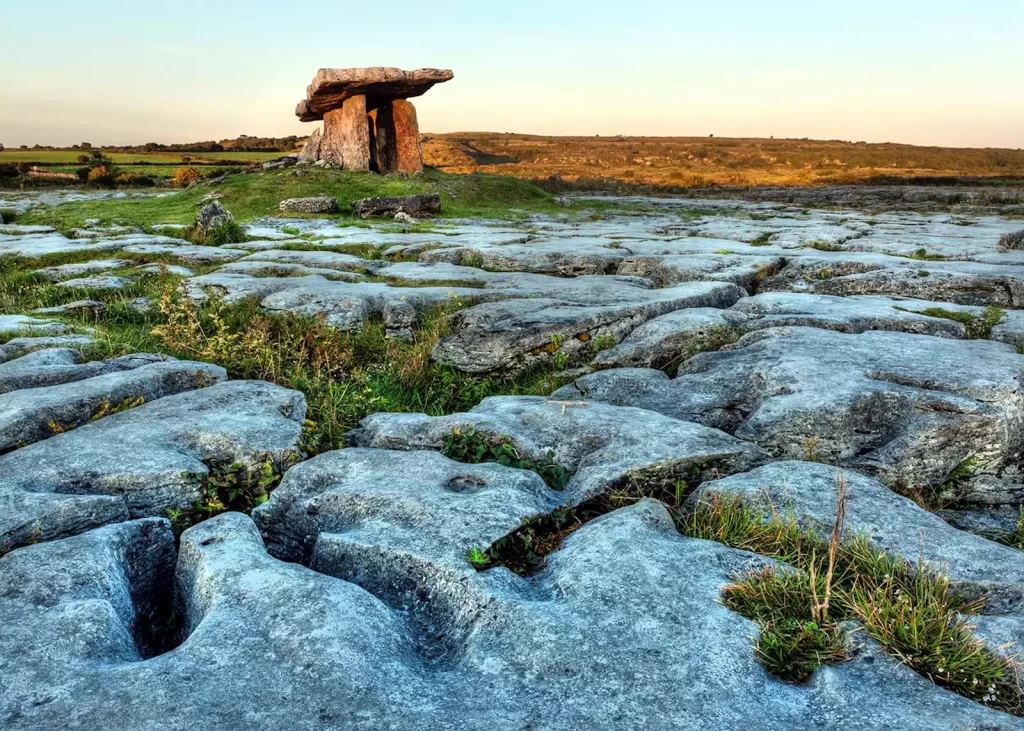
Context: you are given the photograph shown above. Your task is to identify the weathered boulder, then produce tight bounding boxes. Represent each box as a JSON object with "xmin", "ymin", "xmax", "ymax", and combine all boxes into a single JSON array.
[
  {"xmin": 0, "ymin": 314, "xmax": 69, "ymax": 335},
  {"xmin": 195, "ymin": 201, "xmax": 233, "ymax": 234},
  {"xmin": 353, "ymin": 193, "xmax": 441, "ymax": 218},
  {"xmin": 278, "ymin": 196, "xmax": 340, "ymax": 214},
  {"xmin": 558, "ymin": 327, "xmax": 1024, "ymax": 492},
  {"xmin": 297, "ymin": 127, "xmax": 322, "ymax": 163}
]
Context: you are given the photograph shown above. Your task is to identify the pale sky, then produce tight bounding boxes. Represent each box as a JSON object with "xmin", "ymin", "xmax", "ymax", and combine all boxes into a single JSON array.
[{"xmin": 2, "ymin": 0, "xmax": 1022, "ymax": 149}]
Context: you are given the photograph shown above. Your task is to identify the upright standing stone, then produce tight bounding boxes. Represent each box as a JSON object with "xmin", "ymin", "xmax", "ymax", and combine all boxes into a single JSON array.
[
  {"xmin": 320, "ymin": 95, "xmax": 370, "ymax": 170},
  {"xmin": 376, "ymin": 100, "xmax": 423, "ymax": 174},
  {"xmin": 367, "ymin": 111, "xmax": 380, "ymax": 173},
  {"xmin": 298, "ymin": 127, "xmax": 322, "ymax": 163}
]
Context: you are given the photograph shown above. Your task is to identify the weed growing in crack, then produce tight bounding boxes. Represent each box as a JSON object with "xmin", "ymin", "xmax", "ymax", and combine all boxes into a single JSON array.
[
  {"xmin": 684, "ymin": 487, "xmax": 1023, "ymax": 713},
  {"xmin": 442, "ymin": 427, "xmax": 571, "ymax": 491},
  {"xmin": 911, "ymin": 306, "xmax": 1005, "ymax": 339},
  {"xmin": 167, "ymin": 453, "xmax": 298, "ymax": 535}
]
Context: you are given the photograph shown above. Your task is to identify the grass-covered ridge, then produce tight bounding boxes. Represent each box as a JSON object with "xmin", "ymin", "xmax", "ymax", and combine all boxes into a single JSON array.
[{"xmin": 17, "ymin": 168, "xmax": 567, "ymax": 231}]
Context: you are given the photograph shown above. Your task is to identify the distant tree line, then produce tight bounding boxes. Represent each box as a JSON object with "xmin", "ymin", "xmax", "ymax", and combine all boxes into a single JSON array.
[{"xmin": 4, "ymin": 135, "xmax": 303, "ymax": 153}]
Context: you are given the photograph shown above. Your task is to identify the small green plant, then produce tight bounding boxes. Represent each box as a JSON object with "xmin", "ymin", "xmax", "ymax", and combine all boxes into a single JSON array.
[
  {"xmin": 908, "ymin": 248, "xmax": 947, "ymax": 261},
  {"xmin": 918, "ymin": 270, "xmax": 931, "ymax": 277},
  {"xmin": 749, "ymin": 232, "xmax": 773, "ymax": 246},
  {"xmin": 591, "ymin": 334, "xmax": 616, "ymax": 353},
  {"xmin": 553, "ymin": 351, "xmax": 569, "ymax": 370},
  {"xmin": 442, "ymin": 427, "xmax": 571, "ymax": 491},
  {"xmin": 465, "ymin": 547, "xmax": 491, "ymax": 568},
  {"xmin": 168, "ymin": 453, "xmax": 298, "ymax": 535}
]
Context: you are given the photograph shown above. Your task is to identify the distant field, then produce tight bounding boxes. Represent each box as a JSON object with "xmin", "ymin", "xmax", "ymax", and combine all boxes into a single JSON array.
[
  {"xmin": 422, "ymin": 133, "xmax": 1024, "ymax": 187},
  {"xmin": 0, "ymin": 149, "xmax": 285, "ymax": 165},
  {"xmin": 195, "ymin": 151, "xmax": 284, "ymax": 162}
]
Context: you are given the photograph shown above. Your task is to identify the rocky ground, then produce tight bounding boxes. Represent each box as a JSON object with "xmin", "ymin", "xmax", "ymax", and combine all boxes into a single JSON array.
[{"xmin": 3, "ymin": 187, "xmax": 1024, "ymax": 729}]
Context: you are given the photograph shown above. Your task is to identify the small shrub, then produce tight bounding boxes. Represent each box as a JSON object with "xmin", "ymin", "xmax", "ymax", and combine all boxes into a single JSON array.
[
  {"xmin": 0, "ymin": 209, "xmax": 16, "ymax": 224},
  {"xmin": 173, "ymin": 166, "xmax": 203, "ymax": 188},
  {"xmin": 87, "ymin": 165, "xmax": 116, "ymax": 186},
  {"xmin": 15, "ymin": 162, "xmax": 31, "ymax": 175},
  {"xmin": 189, "ymin": 219, "xmax": 248, "ymax": 246},
  {"xmin": 0, "ymin": 164, "xmax": 18, "ymax": 180},
  {"xmin": 1000, "ymin": 230, "xmax": 1024, "ymax": 250}
]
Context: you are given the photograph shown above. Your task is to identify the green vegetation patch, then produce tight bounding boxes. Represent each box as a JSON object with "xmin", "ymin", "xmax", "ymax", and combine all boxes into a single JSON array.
[
  {"xmin": 18, "ymin": 168, "xmax": 567, "ymax": 231},
  {"xmin": 913, "ymin": 306, "xmax": 1005, "ymax": 339},
  {"xmin": 442, "ymin": 427, "xmax": 572, "ymax": 491}
]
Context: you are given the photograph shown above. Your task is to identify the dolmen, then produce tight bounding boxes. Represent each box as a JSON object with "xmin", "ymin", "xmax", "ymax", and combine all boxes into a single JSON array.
[{"xmin": 296, "ymin": 67, "xmax": 454, "ymax": 174}]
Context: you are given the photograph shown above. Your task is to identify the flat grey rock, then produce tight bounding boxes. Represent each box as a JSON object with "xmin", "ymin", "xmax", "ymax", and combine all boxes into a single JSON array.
[
  {"xmin": 558, "ymin": 327, "xmax": 1024, "ymax": 491},
  {"xmin": 432, "ymin": 281, "xmax": 747, "ymax": 373},
  {"xmin": 56, "ymin": 274, "xmax": 132, "ymax": 290},
  {"xmin": 0, "ymin": 357, "xmax": 225, "ymax": 452},
  {"xmin": 0, "ymin": 335, "xmax": 95, "ymax": 364},
  {"xmin": 140, "ymin": 263, "xmax": 194, "ymax": 276},
  {"xmin": 0, "ymin": 350, "xmax": 175, "ymax": 395},
  {"xmin": 592, "ymin": 307, "xmax": 742, "ymax": 369},
  {"xmin": 730, "ymin": 292, "xmax": 974, "ymax": 338},
  {"xmin": 0, "ymin": 379, "xmax": 305, "ymax": 550},
  {"xmin": 33, "ymin": 299, "xmax": 106, "ymax": 315},
  {"xmin": 34, "ymin": 259, "xmax": 131, "ymax": 282},
  {"xmin": 0, "ymin": 315, "xmax": 69, "ymax": 335},
  {"xmin": 350, "ymin": 395, "xmax": 768, "ymax": 502},
  {"xmin": 123, "ymin": 243, "xmax": 246, "ymax": 263},
  {"xmin": 2, "ymin": 501, "xmax": 1017, "ymax": 730}
]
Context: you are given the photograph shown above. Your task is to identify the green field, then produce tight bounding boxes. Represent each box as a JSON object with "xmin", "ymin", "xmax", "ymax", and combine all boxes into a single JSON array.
[
  {"xmin": 0, "ymin": 150, "xmax": 195, "ymax": 164},
  {"xmin": 16, "ymin": 167, "xmax": 571, "ymax": 230},
  {"xmin": 193, "ymin": 151, "xmax": 288, "ymax": 162}
]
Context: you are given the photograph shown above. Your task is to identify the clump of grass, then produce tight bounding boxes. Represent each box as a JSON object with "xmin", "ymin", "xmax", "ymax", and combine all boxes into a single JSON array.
[
  {"xmin": 999, "ymin": 230, "xmax": 1024, "ymax": 250},
  {"xmin": 749, "ymin": 232, "xmax": 774, "ymax": 247},
  {"xmin": 0, "ymin": 209, "xmax": 17, "ymax": 224},
  {"xmin": 442, "ymin": 426, "xmax": 571, "ymax": 491},
  {"xmin": 141, "ymin": 284, "xmax": 566, "ymax": 453},
  {"xmin": 683, "ymin": 488, "xmax": 1023, "ymax": 712},
  {"xmin": 907, "ymin": 247, "xmax": 947, "ymax": 261},
  {"xmin": 184, "ymin": 218, "xmax": 248, "ymax": 246},
  {"xmin": 913, "ymin": 306, "xmax": 1004, "ymax": 339}
]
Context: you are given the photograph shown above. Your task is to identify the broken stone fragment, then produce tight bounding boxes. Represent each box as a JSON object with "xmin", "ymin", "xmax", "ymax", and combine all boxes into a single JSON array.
[
  {"xmin": 195, "ymin": 201, "xmax": 233, "ymax": 234},
  {"xmin": 352, "ymin": 194, "xmax": 441, "ymax": 218},
  {"xmin": 278, "ymin": 196, "xmax": 340, "ymax": 214}
]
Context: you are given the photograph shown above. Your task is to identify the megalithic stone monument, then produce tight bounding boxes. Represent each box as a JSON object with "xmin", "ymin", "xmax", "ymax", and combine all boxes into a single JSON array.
[{"xmin": 296, "ymin": 67, "xmax": 454, "ymax": 174}]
